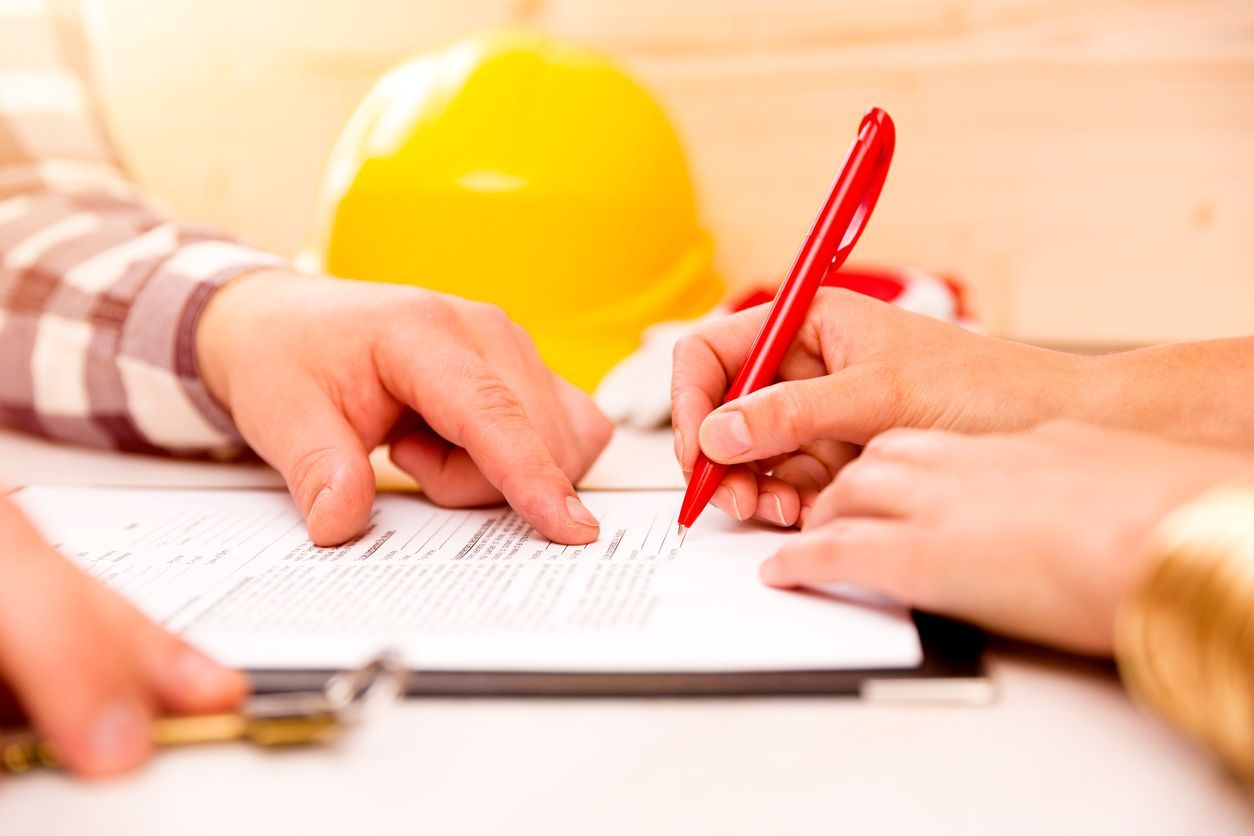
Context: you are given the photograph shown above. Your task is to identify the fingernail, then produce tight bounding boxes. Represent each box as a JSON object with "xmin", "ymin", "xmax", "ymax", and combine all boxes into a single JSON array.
[
  {"xmin": 174, "ymin": 647, "xmax": 241, "ymax": 703},
  {"xmin": 702, "ymin": 410, "xmax": 753, "ymax": 458},
  {"xmin": 716, "ymin": 486, "xmax": 744, "ymax": 522},
  {"xmin": 673, "ymin": 426, "xmax": 686, "ymax": 465},
  {"xmin": 87, "ymin": 700, "xmax": 149, "ymax": 773},
  {"xmin": 566, "ymin": 496, "xmax": 599, "ymax": 528},
  {"xmin": 769, "ymin": 493, "xmax": 787, "ymax": 525}
]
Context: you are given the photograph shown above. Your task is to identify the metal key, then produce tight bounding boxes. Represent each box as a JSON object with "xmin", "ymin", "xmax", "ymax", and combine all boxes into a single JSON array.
[{"xmin": 1, "ymin": 652, "xmax": 405, "ymax": 774}]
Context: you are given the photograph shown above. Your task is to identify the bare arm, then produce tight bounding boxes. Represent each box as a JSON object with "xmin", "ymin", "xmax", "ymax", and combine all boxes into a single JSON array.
[
  {"xmin": 1086, "ymin": 337, "xmax": 1254, "ymax": 448},
  {"xmin": 671, "ymin": 290, "xmax": 1254, "ymax": 528}
]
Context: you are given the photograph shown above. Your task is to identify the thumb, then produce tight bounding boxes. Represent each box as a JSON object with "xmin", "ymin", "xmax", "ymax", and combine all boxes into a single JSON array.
[
  {"xmin": 698, "ymin": 369, "xmax": 888, "ymax": 464},
  {"xmin": 254, "ymin": 390, "xmax": 375, "ymax": 547}
]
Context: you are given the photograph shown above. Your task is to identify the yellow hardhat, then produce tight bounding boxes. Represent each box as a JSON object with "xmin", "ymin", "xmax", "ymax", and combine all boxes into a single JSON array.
[{"xmin": 310, "ymin": 28, "xmax": 722, "ymax": 391}]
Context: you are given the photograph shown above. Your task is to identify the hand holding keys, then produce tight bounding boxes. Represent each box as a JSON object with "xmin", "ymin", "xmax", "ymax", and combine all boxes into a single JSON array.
[{"xmin": 1, "ymin": 653, "xmax": 405, "ymax": 774}]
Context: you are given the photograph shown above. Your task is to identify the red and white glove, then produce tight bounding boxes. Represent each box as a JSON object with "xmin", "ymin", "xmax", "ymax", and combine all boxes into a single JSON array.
[{"xmin": 594, "ymin": 266, "xmax": 976, "ymax": 428}]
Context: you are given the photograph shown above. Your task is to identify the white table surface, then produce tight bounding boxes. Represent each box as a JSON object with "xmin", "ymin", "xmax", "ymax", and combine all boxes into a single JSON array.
[{"xmin": 0, "ymin": 427, "xmax": 1250, "ymax": 834}]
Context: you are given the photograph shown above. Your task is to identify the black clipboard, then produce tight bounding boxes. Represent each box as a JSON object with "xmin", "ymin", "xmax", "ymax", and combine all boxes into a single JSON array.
[{"xmin": 249, "ymin": 611, "xmax": 990, "ymax": 703}]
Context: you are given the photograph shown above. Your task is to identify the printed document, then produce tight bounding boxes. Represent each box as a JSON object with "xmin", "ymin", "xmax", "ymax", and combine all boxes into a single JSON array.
[{"xmin": 15, "ymin": 487, "xmax": 922, "ymax": 672}]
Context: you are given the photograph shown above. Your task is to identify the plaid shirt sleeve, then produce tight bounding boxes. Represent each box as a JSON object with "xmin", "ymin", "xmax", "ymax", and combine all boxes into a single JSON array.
[{"xmin": 0, "ymin": 0, "xmax": 280, "ymax": 456}]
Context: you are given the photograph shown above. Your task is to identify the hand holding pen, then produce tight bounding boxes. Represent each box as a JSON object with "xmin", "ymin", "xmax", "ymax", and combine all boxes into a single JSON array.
[{"xmin": 676, "ymin": 108, "xmax": 896, "ymax": 533}]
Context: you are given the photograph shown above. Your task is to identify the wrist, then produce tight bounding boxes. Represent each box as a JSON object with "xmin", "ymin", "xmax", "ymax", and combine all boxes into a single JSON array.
[
  {"xmin": 1073, "ymin": 350, "xmax": 1138, "ymax": 429},
  {"xmin": 195, "ymin": 268, "xmax": 304, "ymax": 411},
  {"xmin": 1009, "ymin": 344, "xmax": 1102, "ymax": 429},
  {"xmin": 1043, "ymin": 348, "xmax": 1159, "ymax": 432},
  {"xmin": 1077, "ymin": 348, "xmax": 1213, "ymax": 442}
]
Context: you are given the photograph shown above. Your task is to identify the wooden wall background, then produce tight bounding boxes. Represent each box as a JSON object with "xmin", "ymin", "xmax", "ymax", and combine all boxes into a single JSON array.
[{"xmin": 84, "ymin": 0, "xmax": 1254, "ymax": 345}]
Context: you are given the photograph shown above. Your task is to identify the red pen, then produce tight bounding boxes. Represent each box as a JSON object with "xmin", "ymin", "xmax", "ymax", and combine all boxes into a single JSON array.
[{"xmin": 677, "ymin": 107, "xmax": 896, "ymax": 533}]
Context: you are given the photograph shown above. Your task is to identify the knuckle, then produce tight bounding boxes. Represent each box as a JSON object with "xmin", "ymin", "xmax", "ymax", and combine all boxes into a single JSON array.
[
  {"xmin": 863, "ymin": 427, "xmax": 919, "ymax": 456},
  {"xmin": 457, "ymin": 375, "xmax": 547, "ymax": 466},
  {"xmin": 820, "ymin": 520, "xmax": 861, "ymax": 554},
  {"xmin": 770, "ymin": 386, "xmax": 813, "ymax": 447},
  {"xmin": 836, "ymin": 453, "xmax": 873, "ymax": 483},
  {"xmin": 814, "ymin": 287, "xmax": 860, "ymax": 318},
  {"xmin": 467, "ymin": 299, "xmax": 513, "ymax": 330},
  {"xmin": 813, "ymin": 287, "xmax": 838, "ymax": 316},
  {"xmin": 829, "ymin": 458, "xmax": 870, "ymax": 501},
  {"xmin": 409, "ymin": 294, "xmax": 458, "ymax": 330},
  {"xmin": 509, "ymin": 319, "xmax": 534, "ymax": 347},
  {"xmin": 833, "ymin": 452, "xmax": 894, "ymax": 503},
  {"xmin": 469, "ymin": 376, "xmax": 526, "ymax": 424},
  {"xmin": 672, "ymin": 332, "xmax": 701, "ymax": 365}
]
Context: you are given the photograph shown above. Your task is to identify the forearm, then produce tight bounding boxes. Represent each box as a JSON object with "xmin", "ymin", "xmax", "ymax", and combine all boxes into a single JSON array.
[{"xmin": 1080, "ymin": 339, "xmax": 1254, "ymax": 448}]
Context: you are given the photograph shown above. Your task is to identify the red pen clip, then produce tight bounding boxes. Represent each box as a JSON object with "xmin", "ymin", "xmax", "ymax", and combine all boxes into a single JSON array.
[{"xmin": 831, "ymin": 107, "xmax": 895, "ymax": 272}]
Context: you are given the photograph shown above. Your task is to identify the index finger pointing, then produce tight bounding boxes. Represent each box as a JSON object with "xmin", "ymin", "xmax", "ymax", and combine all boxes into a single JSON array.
[{"xmin": 386, "ymin": 347, "xmax": 600, "ymax": 545}]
